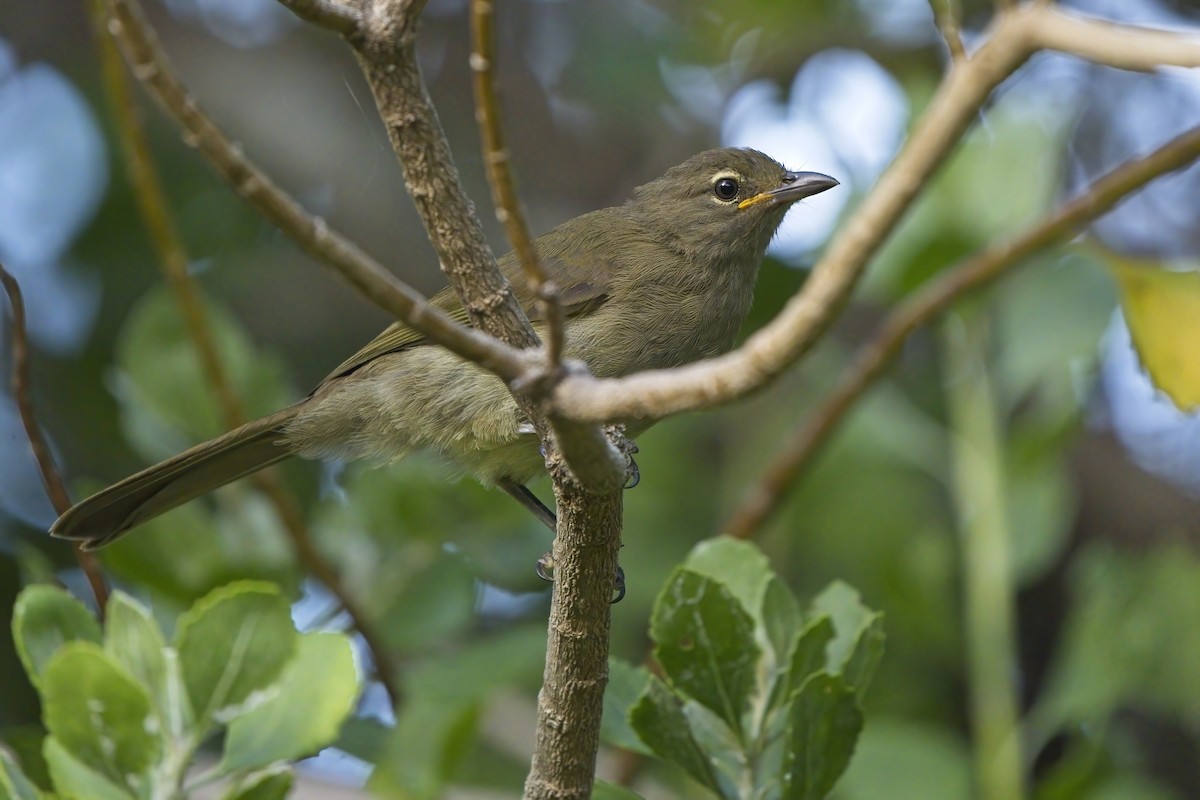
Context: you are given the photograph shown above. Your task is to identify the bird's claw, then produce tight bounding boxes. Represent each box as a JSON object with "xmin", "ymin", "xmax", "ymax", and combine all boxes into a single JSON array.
[{"xmin": 534, "ymin": 553, "xmax": 627, "ymax": 604}]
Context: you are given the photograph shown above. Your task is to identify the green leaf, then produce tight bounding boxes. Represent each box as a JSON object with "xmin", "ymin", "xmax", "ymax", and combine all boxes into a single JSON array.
[
  {"xmin": 836, "ymin": 719, "xmax": 971, "ymax": 800},
  {"xmin": 629, "ymin": 677, "xmax": 721, "ymax": 795},
  {"xmin": 783, "ymin": 616, "xmax": 836, "ymax": 702},
  {"xmin": 683, "ymin": 536, "xmax": 774, "ymax": 621},
  {"xmin": 0, "ymin": 728, "xmax": 50, "ymax": 791},
  {"xmin": 0, "ymin": 748, "xmax": 43, "ymax": 800},
  {"xmin": 103, "ymin": 592, "xmax": 191, "ymax": 737},
  {"xmin": 592, "ymin": 779, "xmax": 648, "ymax": 799},
  {"xmin": 780, "ymin": 673, "xmax": 863, "ymax": 800},
  {"xmin": 113, "ymin": 287, "xmax": 293, "ymax": 456},
  {"xmin": 370, "ymin": 625, "xmax": 548, "ymax": 799},
  {"xmin": 41, "ymin": 738, "xmax": 134, "ymax": 800},
  {"xmin": 761, "ymin": 576, "xmax": 804, "ymax": 666},
  {"xmin": 809, "ymin": 582, "xmax": 882, "ymax": 675},
  {"xmin": 12, "ymin": 586, "xmax": 101, "ymax": 686},
  {"xmin": 842, "ymin": 615, "xmax": 885, "ymax": 701},
  {"xmin": 175, "ymin": 582, "xmax": 297, "ymax": 726},
  {"xmin": 221, "ymin": 633, "xmax": 358, "ymax": 773},
  {"xmin": 651, "ymin": 568, "xmax": 760, "ymax": 734},
  {"xmin": 334, "ymin": 717, "xmax": 388, "ymax": 765},
  {"xmin": 40, "ymin": 643, "xmax": 158, "ymax": 790},
  {"xmin": 220, "ymin": 767, "xmax": 294, "ymax": 800},
  {"xmin": 601, "ymin": 659, "xmax": 653, "ymax": 755}
]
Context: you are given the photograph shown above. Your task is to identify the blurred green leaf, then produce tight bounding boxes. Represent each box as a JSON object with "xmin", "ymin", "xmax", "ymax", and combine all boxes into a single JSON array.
[
  {"xmin": 593, "ymin": 779, "xmax": 647, "ymax": 799},
  {"xmin": 221, "ymin": 632, "xmax": 358, "ymax": 773},
  {"xmin": 378, "ymin": 552, "xmax": 477, "ymax": 653},
  {"xmin": 1035, "ymin": 543, "xmax": 1200, "ymax": 733},
  {"xmin": 809, "ymin": 582, "xmax": 882, "ymax": 678},
  {"xmin": 219, "ymin": 767, "xmax": 293, "ymax": 800},
  {"xmin": 780, "ymin": 673, "xmax": 863, "ymax": 800},
  {"xmin": 371, "ymin": 625, "xmax": 548, "ymax": 799},
  {"xmin": 113, "ymin": 287, "xmax": 293, "ymax": 458},
  {"xmin": 11, "ymin": 586, "xmax": 101, "ymax": 687},
  {"xmin": 651, "ymin": 569, "xmax": 760, "ymax": 735},
  {"xmin": 103, "ymin": 592, "xmax": 190, "ymax": 737},
  {"xmin": 333, "ymin": 716, "xmax": 388, "ymax": 765},
  {"xmin": 101, "ymin": 494, "xmax": 298, "ymax": 606},
  {"xmin": 0, "ymin": 729, "xmax": 49, "ymax": 792},
  {"xmin": 837, "ymin": 718, "xmax": 971, "ymax": 800},
  {"xmin": 174, "ymin": 582, "xmax": 296, "ymax": 726},
  {"xmin": 1005, "ymin": 453, "xmax": 1073, "ymax": 585},
  {"xmin": 761, "ymin": 576, "xmax": 804, "ymax": 667},
  {"xmin": 601, "ymin": 659, "xmax": 653, "ymax": 755},
  {"xmin": 630, "ymin": 676, "xmax": 722, "ymax": 796},
  {"xmin": 41, "ymin": 738, "xmax": 133, "ymax": 800},
  {"xmin": 0, "ymin": 748, "xmax": 41, "ymax": 800},
  {"xmin": 41, "ymin": 643, "xmax": 158, "ymax": 788}
]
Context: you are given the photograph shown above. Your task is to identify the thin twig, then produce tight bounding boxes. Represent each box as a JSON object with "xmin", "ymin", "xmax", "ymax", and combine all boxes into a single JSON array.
[
  {"xmin": 469, "ymin": 0, "xmax": 565, "ymax": 370},
  {"xmin": 91, "ymin": 0, "xmax": 401, "ymax": 708},
  {"xmin": 273, "ymin": 0, "xmax": 360, "ymax": 36},
  {"xmin": 103, "ymin": 0, "xmax": 527, "ymax": 383},
  {"xmin": 0, "ymin": 263, "xmax": 110, "ymax": 612},
  {"xmin": 549, "ymin": 3, "xmax": 1200, "ymax": 424},
  {"xmin": 931, "ymin": 0, "xmax": 967, "ymax": 63},
  {"xmin": 724, "ymin": 125, "xmax": 1200, "ymax": 540}
]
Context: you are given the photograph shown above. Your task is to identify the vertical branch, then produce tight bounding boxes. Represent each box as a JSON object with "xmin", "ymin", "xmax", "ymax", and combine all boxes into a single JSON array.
[
  {"xmin": 943, "ymin": 312, "xmax": 1024, "ymax": 800},
  {"xmin": 469, "ymin": 0, "xmax": 565, "ymax": 369},
  {"xmin": 0, "ymin": 263, "xmax": 110, "ymax": 612},
  {"xmin": 90, "ymin": 0, "xmax": 401, "ymax": 707}
]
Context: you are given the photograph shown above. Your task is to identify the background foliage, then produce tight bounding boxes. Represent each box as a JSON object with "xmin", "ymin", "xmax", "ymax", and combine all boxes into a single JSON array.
[{"xmin": 2, "ymin": 0, "xmax": 1200, "ymax": 797}]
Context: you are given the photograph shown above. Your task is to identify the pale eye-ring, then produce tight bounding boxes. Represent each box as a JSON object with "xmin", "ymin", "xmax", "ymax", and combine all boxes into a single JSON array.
[{"xmin": 713, "ymin": 177, "xmax": 739, "ymax": 201}]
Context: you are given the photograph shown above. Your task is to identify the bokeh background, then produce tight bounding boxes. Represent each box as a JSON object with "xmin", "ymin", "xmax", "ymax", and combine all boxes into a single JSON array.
[{"xmin": 2, "ymin": 0, "xmax": 1200, "ymax": 797}]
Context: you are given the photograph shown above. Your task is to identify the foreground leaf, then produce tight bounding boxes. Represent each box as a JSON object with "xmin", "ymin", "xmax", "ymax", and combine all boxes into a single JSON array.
[
  {"xmin": 175, "ymin": 582, "xmax": 296, "ymax": 726},
  {"xmin": 12, "ymin": 586, "xmax": 101, "ymax": 687},
  {"xmin": 651, "ymin": 569, "xmax": 760, "ymax": 734},
  {"xmin": 220, "ymin": 767, "xmax": 294, "ymax": 800},
  {"xmin": 40, "ymin": 643, "xmax": 159, "ymax": 789},
  {"xmin": 221, "ymin": 633, "xmax": 358, "ymax": 773},
  {"xmin": 630, "ymin": 677, "xmax": 721, "ymax": 795},
  {"xmin": 103, "ymin": 592, "xmax": 190, "ymax": 736},
  {"xmin": 42, "ymin": 738, "xmax": 133, "ymax": 800},
  {"xmin": 780, "ymin": 674, "xmax": 863, "ymax": 800}
]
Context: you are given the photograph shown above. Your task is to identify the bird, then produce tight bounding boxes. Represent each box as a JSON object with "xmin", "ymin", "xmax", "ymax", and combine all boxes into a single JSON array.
[{"xmin": 51, "ymin": 148, "xmax": 837, "ymax": 550}]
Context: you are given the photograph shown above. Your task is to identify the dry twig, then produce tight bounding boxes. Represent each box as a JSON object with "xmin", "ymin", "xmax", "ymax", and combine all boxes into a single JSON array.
[{"xmin": 1, "ymin": 263, "xmax": 109, "ymax": 611}]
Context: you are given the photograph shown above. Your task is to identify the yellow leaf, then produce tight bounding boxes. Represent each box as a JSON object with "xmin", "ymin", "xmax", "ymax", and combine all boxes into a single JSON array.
[{"xmin": 1110, "ymin": 256, "xmax": 1200, "ymax": 411}]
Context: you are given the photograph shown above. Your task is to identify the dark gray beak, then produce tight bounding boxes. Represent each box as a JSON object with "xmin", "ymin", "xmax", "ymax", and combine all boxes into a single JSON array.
[
  {"xmin": 770, "ymin": 171, "xmax": 839, "ymax": 203},
  {"xmin": 739, "ymin": 170, "xmax": 839, "ymax": 209}
]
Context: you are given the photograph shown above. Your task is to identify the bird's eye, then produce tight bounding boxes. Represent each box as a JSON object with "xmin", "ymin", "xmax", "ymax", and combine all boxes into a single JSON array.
[{"xmin": 713, "ymin": 177, "xmax": 739, "ymax": 201}]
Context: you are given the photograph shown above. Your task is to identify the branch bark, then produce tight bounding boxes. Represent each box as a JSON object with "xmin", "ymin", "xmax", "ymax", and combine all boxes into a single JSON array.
[{"xmin": 723, "ymin": 125, "xmax": 1200, "ymax": 540}]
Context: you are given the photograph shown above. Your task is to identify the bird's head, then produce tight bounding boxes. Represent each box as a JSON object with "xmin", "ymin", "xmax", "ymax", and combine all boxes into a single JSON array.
[{"xmin": 629, "ymin": 147, "xmax": 838, "ymax": 266}]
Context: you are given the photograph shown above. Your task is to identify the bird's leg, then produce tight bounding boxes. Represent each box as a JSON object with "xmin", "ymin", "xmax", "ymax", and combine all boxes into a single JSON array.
[{"xmin": 498, "ymin": 478, "xmax": 625, "ymax": 603}]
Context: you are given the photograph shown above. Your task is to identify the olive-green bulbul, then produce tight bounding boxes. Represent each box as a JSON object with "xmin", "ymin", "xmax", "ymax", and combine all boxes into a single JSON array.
[{"xmin": 51, "ymin": 148, "xmax": 837, "ymax": 549}]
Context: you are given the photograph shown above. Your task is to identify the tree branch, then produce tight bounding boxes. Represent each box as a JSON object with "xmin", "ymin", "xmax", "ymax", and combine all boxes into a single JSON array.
[
  {"xmin": 470, "ymin": 0, "xmax": 566, "ymax": 370},
  {"xmin": 548, "ymin": 3, "xmax": 1200, "ymax": 425},
  {"xmin": 1, "ymin": 263, "xmax": 109, "ymax": 612},
  {"xmin": 274, "ymin": 0, "xmax": 360, "ymax": 36},
  {"xmin": 550, "ymin": 6, "xmax": 1038, "ymax": 423},
  {"xmin": 1029, "ymin": 6, "xmax": 1200, "ymax": 72},
  {"xmin": 344, "ymin": 4, "xmax": 625, "ymax": 794},
  {"xmin": 93, "ymin": 0, "xmax": 402, "ymax": 708},
  {"xmin": 723, "ymin": 125, "xmax": 1200, "ymax": 540},
  {"xmin": 930, "ymin": 0, "xmax": 966, "ymax": 63},
  {"xmin": 103, "ymin": 0, "xmax": 527, "ymax": 383}
]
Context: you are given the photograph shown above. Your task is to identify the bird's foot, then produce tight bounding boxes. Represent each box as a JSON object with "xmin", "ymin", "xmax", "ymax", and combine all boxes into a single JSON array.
[{"xmin": 536, "ymin": 552, "xmax": 626, "ymax": 604}]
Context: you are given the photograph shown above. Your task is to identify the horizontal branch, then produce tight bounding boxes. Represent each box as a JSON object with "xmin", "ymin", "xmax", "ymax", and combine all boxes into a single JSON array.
[
  {"xmin": 1030, "ymin": 6, "xmax": 1200, "ymax": 72},
  {"xmin": 723, "ymin": 124, "xmax": 1200, "ymax": 540},
  {"xmin": 104, "ymin": 0, "xmax": 527, "ymax": 383},
  {"xmin": 274, "ymin": 0, "xmax": 360, "ymax": 37}
]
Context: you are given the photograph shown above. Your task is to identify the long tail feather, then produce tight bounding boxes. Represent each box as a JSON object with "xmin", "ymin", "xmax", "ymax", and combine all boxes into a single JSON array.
[{"xmin": 51, "ymin": 405, "xmax": 302, "ymax": 549}]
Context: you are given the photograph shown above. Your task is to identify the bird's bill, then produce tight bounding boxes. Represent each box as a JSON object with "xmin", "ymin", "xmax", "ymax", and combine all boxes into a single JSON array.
[{"xmin": 738, "ymin": 171, "xmax": 839, "ymax": 210}]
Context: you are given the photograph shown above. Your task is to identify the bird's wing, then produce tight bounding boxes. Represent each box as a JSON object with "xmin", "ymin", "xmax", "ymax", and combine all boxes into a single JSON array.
[{"xmin": 320, "ymin": 224, "xmax": 618, "ymax": 383}]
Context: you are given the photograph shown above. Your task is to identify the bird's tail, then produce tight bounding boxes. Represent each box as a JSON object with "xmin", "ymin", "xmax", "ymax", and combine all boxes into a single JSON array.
[{"xmin": 51, "ymin": 405, "xmax": 303, "ymax": 550}]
